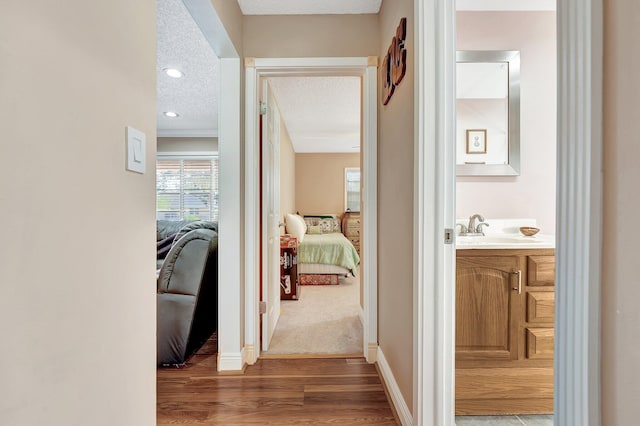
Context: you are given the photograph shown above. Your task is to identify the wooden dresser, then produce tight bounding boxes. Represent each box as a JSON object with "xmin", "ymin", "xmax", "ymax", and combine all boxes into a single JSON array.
[{"xmin": 342, "ymin": 211, "xmax": 361, "ymax": 255}]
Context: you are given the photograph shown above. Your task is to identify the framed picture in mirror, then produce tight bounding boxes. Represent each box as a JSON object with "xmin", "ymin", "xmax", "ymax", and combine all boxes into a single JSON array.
[{"xmin": 466, "ymin": 129, "xmax": 487, "ymax": 154}]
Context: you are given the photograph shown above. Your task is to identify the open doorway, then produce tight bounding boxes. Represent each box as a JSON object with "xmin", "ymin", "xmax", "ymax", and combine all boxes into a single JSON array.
[
  {"xmin": 453, "ymin": 7, "xmax": 557, "ymax": 425},
  {"xmin": 244, "ymin": 57, "xmax": 378, "ymax": 365},
  {"xmin": 259, "ymin": 76, "xmax": 364, "ymax": 356}
]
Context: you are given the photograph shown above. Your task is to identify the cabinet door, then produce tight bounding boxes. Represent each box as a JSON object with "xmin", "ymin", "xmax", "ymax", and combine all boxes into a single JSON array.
[{"xmin": 456, "ymin": 255, "xmax": 521, "ymax": 361}]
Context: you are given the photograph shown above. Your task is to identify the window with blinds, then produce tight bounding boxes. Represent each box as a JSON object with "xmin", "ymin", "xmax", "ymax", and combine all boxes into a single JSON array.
[
  {"xmin": 156, "ymin": 157, "xmax": 219, "ymax": 222},
  {"xmin": 345, "ymin": 167, "xmax": 361, "ymax": 212}
]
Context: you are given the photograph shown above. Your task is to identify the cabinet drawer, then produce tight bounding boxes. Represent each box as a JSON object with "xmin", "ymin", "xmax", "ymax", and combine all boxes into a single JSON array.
[
  {"xmin": 345, "ymin": 223, "xmax": 360, "ymax": 232},
  {"xmin": 528, "ymin": 256, "xmax": 555, "ymax": 286},
  {"xmin": 527, "ymin": 292, "xmax": 555, "ymax": 323},
  {"xmin": 526, "ymin": 328, "xmax": 554, "ymax": 359}
]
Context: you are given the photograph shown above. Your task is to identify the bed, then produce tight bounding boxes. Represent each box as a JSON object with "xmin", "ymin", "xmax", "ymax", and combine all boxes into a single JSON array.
[
  {"xmin": 298, "ymin": 232, "xmax": 360, "ymax": 277},
  {"xmin": 285, "ymin": 213, "xmax": 360, "ymax": 278}
]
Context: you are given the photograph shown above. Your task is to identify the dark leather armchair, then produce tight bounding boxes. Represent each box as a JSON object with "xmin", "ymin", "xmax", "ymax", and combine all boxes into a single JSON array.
[{"xmin": 157, "ymin": 226, "xmax": 218, "ymax": 366}]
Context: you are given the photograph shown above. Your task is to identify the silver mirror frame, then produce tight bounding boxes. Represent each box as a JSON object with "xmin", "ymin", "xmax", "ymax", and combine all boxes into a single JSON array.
[{"xmin": 456, "ymin": 50, "xmax": 521, "ymax": 176}]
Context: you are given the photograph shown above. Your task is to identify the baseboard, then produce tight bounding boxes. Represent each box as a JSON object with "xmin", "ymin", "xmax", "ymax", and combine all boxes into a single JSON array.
[
  {"xmin": 217, "ymin": 350, "xmax": 245, "ymax": 372},
  {"xmin": 376, "ymin": 347, "xmax": 413, "ymax": 426},
  {"xmin": 367, "ymin": 342, "xmax": 378, "ymax": 363},
  {"xmin": 243, "ymin": 344, "xmax": 257, "ymax": 365}
]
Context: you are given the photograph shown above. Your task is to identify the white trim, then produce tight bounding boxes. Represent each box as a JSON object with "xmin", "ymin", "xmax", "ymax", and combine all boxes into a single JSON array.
[
  {"xmin": 362, "ymin": 63, "xmax": 378, "ymax": 363},
  {"xmin": 217, "ymin": 350, "xmax": 245, "ymax": 372},
  {"xmin": 244, "ymin": 63, "xmax": 260, "ymax": 365},
  {"xmin": 414, "ymin": 0, "xmax": 456, "ymax": 425},
  {"xmin": 216, "ymin": 57, "xmax": 243, "ymax": 372},
  {"xmin": 243, "ymin": 344, "xmax": 256, "ymax": 366},
  {"xmin": 244, "ymin": 57, "xmax": 378, "ymax": 363},
  {"xmin": 556, "ymin": 1, "xmax": 603, "ymax": 424},
  {"xmin": 377, "ymin": 347, "xmax": 412, "ymax": 426}
]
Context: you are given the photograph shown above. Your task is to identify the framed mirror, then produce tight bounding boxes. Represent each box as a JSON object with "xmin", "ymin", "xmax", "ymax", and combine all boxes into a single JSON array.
[{"xmin": 456, "ymin": 50, "xmax": 520, "ymax": 176}]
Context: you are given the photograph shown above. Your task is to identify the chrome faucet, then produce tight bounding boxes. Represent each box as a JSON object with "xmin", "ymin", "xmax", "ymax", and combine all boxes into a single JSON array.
[{"xmin": 462, "ymin": 214, "xmax": 489, "ymax": 236}]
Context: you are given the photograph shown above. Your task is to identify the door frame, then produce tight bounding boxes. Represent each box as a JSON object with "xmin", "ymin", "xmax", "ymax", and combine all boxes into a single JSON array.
[
  {"xmin": 244, "ymin": 57, "xmax": 379, "ymax": 363},
  {"xmin": 414, "ymin": 0, "xmax": 603, "ymax": 424}
]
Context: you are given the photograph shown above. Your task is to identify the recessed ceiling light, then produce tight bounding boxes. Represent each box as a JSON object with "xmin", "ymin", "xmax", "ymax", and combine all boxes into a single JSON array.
[
  {"xmin": 163, "ymin": 111, "xmax": 179, "ymax": 118},
  {"xmin": 163, "ymin": 68, "xmax": 184, "ymax": 78}
]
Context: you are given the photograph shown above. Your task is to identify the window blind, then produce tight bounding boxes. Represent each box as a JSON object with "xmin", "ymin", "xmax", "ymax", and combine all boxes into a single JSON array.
[{"xmin": 156, "ymin": 157, "xmax": 219, "ymax": 222}]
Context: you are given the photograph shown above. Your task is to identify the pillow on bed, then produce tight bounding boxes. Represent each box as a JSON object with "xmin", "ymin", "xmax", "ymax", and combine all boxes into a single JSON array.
[
  {"xmin": 285, "ymin": 213, "xmax": 306, "ymax": 242},
  {"xmin": 303, "ymin": 217, "xmax": 341, "ymax": 233},
  {"xmin": 307, "ymin": 225, "xmax": 322, "ymax": 234}
]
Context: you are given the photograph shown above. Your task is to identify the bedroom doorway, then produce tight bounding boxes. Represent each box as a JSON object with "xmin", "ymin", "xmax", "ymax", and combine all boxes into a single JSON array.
[
  {"xmin": 262, "ymin": 75, "xmax": 363, "ymax": 356},
  {"xmin": 244, "ymin": 57, "xmax": 378, "ymax": 364}
]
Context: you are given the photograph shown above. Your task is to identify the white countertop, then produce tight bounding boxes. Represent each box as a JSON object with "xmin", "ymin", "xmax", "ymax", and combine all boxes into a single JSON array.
[
  {"xmin": 456, "ymin": 233, "xmax": 555, "ymax": 249},
  {"xmin": 455, "ymin": 218, "xmax": 555, "ymax": 249}
]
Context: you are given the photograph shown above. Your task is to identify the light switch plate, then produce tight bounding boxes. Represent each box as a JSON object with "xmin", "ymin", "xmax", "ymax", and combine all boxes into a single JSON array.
[{"xmin": 126, "ymin": 126, "xmax": 146, "ymax": 174}]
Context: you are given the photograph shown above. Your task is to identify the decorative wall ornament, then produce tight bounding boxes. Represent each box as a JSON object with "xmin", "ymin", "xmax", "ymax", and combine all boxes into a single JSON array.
[{"xmin": 382, "ymin": 17, "xmax": 407, "ymax": 106}]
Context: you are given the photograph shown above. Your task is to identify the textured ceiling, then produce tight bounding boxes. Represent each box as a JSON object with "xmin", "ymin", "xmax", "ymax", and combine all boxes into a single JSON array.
[
  {"xmin": 157, "ymin": 0, "xmax": 219, "ymax": 137},
  {"xmin": 237, "ymin": 0, "xmax": 382, "ymax": 15},
  {"xmin": 267, "ymin": 77, "xmax": 361, "ymax": 153},
  {"xmin": 154, "ymin": 0, "xmax": 554, "ymax": 140}
]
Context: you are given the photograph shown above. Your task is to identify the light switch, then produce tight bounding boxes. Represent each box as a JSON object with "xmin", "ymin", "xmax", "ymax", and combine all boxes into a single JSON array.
[{"xmin": 126, "ymin": 126, "xmax": 146, "ymax": 174}]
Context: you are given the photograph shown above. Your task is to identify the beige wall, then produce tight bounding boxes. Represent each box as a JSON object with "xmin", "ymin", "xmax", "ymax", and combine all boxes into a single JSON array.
[
  {"xmin": 279, "ymin": 102, "xmax": 296, "ymax": 231},
  {"xmin": 456, "ymin": 12, "xmax": 557, "ymax": 234},
  {"xmin": 243, "ymin": 14, "xmax": 379, "ymax": 57},
  {"xmin": 295, "ymin": 153, "xmax": 360, "ymax": 215},
  {"xmin": 0, "ymin": 1, "xmax": 156, "ymax": 425},
  {"xmin": 157, "ymin": 137, "xmax": 218, "ymax": 153},
  {"xmin": 378, "ymin": 0, "xmax": 415, "ymax": 411},
  {"xmin": 602, "ymin": 1, "xmax": 640, "ymax": 423}
]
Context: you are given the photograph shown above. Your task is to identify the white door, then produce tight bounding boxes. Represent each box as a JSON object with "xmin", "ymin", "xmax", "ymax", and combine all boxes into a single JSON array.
[{"xmin": 261, "ymin": 81, "xmax": 281, "ymax": 351}]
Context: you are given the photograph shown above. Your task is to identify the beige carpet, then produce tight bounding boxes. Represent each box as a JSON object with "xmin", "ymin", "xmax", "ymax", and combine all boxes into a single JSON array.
[{"xmin": 264, "ymin": 273, "xmax": 363, "ymax": 355}]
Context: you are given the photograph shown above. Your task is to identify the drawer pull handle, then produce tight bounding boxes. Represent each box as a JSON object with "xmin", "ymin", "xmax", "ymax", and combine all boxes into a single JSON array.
[{"xmin": 512, "ymin": 270, "xmax": 522, "ymax": 294}]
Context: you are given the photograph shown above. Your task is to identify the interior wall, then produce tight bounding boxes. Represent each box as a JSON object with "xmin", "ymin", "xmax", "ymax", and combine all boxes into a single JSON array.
[
  {"xmin": 157, "ymin": 137, "xmax": 218, "ymax": 153},
  {"xmin": 602, "ymin": 1, "xmax": 640, "ymax": 424},
  {"xmin": 279, "ymin": 106, "xmax": 296, "ymax": 231},
  {"xmin": 295, "ymin": 153, "xmax": 360, "ymax": 215},
  {"xmin": 378, "ymin": 0, "xmax": 415, "ymax": 412},
  {"xmin": 243, "ymin": 14, "xmax": 379, "ymax": 57},
  {"xmin": 0, "ymin": 1, "xmax": 156, "ymax": 425},
  {"xmin": 456, "ymin": 11, "xmax": 557, "ymax": 234}
]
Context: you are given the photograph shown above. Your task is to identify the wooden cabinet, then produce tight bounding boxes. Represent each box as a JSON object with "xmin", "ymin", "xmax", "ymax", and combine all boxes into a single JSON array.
[
  {"xmin": 279, "ymin": 236, "xmax": 299, "ymax": 300},
  {"xmin": 456, "ymin": 255, "xmax": 521, "ymax": 361},
  {"xmin": 456, "ymin": 248, "xmax": 555, "ymax": 415},
  {"xmin": 342, "ymin": 211, "xmax": 361, "ymax": 254}
]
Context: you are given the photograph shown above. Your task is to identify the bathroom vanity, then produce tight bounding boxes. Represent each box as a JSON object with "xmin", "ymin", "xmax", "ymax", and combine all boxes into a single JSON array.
[{"xmin": 455, "ymin": 241, "xmax": 555, "ymax": 415}]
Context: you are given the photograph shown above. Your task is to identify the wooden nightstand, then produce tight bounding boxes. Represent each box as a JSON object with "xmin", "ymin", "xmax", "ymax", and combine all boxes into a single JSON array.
[
  {"xmin": 279, "ymin": 235, "xmax": 299, "ymax": 300},
  {"xmin": 342, "ymin": 211, "xmax": 361, "ymax": 255}
]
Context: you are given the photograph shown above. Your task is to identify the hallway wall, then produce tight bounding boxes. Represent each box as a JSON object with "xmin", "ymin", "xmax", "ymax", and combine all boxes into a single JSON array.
[
  {"xmin": 378, "ymin": 0, "xmax": 415, "ymax": 412},
  {"xmin": 602, "ymin": 1, "xmax": 640, "ymax": 423},
  {"xmin": 0, "ymin": 0, "xmax": 157, "ymax": 424}
]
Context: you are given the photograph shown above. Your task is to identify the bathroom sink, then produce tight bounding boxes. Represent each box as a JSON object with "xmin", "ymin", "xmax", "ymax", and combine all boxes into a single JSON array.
[{"xmin": 456, "ymin": 234, "xmax": 554, "ymax": 248}]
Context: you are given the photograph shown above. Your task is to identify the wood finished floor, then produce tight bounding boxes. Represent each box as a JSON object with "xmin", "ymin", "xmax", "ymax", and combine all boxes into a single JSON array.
[{"xmin": 157, "ymin": 337, "xmax": 399, "ymax": 425}]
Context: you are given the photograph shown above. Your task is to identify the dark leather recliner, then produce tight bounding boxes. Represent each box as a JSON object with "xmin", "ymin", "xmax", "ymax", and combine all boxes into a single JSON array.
[{"xmin": 157, "ymin": 225, "xmax": 218, "ymax": 366}]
